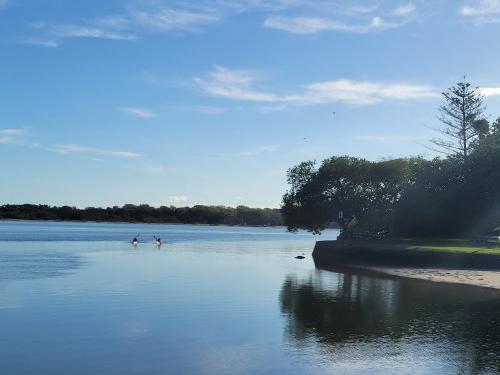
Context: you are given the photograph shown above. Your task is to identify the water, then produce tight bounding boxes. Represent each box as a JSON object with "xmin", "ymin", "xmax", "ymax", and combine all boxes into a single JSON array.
[{"xmin": 1, "ymin": 221, "xmax": 500, "ymax": 374}]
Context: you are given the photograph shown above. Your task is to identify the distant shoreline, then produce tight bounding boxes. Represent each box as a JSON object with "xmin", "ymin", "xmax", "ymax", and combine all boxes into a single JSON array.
[
  {"xmin": 0, "ymin": 204, "xmax": 285, "ymax": 227},
  {"xmin": 0, "ymin": 218, "xmax": 287, "ymax": 229}
]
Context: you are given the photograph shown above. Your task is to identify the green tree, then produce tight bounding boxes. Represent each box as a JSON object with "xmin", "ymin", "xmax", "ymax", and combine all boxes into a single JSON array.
[
  {"xmin": 282, "ymin": 156, "xmax": 414, "ymax": 234},
  {"xmin": 431, "ymin": 78, "xmax": 485, "ymax": 172}
]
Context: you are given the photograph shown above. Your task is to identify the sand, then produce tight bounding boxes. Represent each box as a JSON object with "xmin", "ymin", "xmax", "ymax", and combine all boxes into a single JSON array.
[{"xmin": 365, "ymin": 267, "xmax": 500, "ymax": 290}]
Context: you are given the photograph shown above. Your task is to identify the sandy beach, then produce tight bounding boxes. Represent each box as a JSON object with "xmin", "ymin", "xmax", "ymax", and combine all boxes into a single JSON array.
[{"xmin": 367, "ymin": 267, "xmax": 500, "ymax": 290}]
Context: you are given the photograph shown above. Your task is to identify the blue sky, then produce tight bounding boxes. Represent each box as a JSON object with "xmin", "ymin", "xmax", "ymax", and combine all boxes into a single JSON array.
[{"xmin": 1, "ymin": 0, "xmax": 500, "ymax": 208}]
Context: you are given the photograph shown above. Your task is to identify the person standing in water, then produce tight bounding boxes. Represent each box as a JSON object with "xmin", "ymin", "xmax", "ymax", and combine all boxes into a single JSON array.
[
  {"xmin": 131, "ymin": 234, "xmax": 139, "ymax": 247},
  {"xmin": 154, "ymin": 236, "xmax": 162, "ymax": 247}
]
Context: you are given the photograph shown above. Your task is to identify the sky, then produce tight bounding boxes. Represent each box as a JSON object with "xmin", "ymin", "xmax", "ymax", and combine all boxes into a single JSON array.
[{"xmin": 1, "ymin": 0, "xmax": 500, "ymax": 208}]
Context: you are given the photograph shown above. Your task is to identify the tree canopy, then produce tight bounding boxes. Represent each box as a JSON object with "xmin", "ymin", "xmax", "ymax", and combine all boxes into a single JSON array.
[
  {"xmin": 0, "ymin": 204, "xmax": 284, "ymax": 227},
  {"xmin": 432, "ymin": 78, "xmax": 486, "ymax": 167},
  {"xmin": 282, "ymin": 83, "xmax": 500, "ymax": 237}
]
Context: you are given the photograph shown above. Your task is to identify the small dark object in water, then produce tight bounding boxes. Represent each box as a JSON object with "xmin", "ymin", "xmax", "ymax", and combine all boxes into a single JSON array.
[{"xmin": 295, "ymin": 255, "xmax": 305, "ymax": 259}]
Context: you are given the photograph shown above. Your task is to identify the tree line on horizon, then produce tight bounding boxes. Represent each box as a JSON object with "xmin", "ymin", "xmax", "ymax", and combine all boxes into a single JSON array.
[
  {"xmin": 0, "ymin": 204, "xmax": 284, "ymax": 227},
  {"xmin": 282, "ymin": 79, "xmax": 500, "ymax": 237}
]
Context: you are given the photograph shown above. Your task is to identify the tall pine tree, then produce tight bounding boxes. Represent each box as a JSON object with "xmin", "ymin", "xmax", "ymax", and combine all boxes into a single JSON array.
[{"xmin": 431, "ymin": 77, "xmax": 485, "ymax": 173}]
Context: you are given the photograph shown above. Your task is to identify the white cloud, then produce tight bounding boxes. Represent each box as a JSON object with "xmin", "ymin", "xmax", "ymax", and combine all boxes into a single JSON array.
[
  {"xmin": 194, "ymin": 65, "xmax": 438, "ymax": 106},
  {"xmin": 25, "ymin": 23, "xmax": 137, "ymax": 47},
  {"xmin": 264, "ymin": 17, "xmax": 344, "ymax": 34},
  {"xmin": 20, "ymin": 1, "xmax": 421, "ymax": 47},
  {"xmin": 0, "ymin": 128, "xmax": 29, "ymax": 137},
  {"xmin": 338, "ymin": 3, "xmax": 380, "ymax": 16},
  {"xmin": 0, "ymin": 128, "xmax": 30, "ymax": 145},
  {"xmin": 95, "ymin": 15, "xmax": 130, "ymax": 29},
  {"xmin": 461, "ymin": 0, "xmax": 500, "ymax": 15},
  {"xmin": 302, "ymin": 79, "xmax": 438, "ymax": 105},
  {"xmin": 19, "ymin": 38, "xmax": 59, "ymax": 48},
  {"xmin": 0, "ymin": 0, "xmax": 7, "ymax": 10},
  {"xmin": 480, "ymin": 87, "xmax": 500, "ymax": 96},
  {"xmin": 193, "ymin": 65, "xmax": 285, "ymax": 102},
  {"xmin": 0, "ymin": 129, "xmax": 143, "ymax": 161},
  {"xmin": 460, "ymin": 0, "xmax": 500, "ymax": 22},
  {"xmin": 393, "ymin": 3, "xmax": 416, "ymax": 16},
  {"xmin": 25, "ymin": 3, "xmax": 219, "ymax": 48},
  {"xmin": 50, "ymin": 144, "xmax": 141, "ymax": 158},
  {"xmin": 264, "ymin": 1, "xmax": 417, "ymax": 34},
  {"xmin": 168, "ymin": 196, "xmax": 189, "ymax": 205},
  {"xmin": 20, "ymin": 0, "xmax": 424, "ymax": 48},
  {"xmin": 40, "ymin": 23, "xmax": 137, "ymax": 40},
  {"xmin": 127, "ymin": 5, "xmax": 219, "ymax": 32},
  {"xmin": 264, "ymin": 15, "xmax": 411, "ymax": 34},
  {"xmin": 119, "ymin": 107, "xmax": 156, "ymax": 118}
]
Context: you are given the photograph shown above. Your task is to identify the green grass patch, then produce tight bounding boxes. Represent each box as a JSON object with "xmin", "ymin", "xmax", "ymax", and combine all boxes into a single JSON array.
[
  {"xmin": 348, "ymin": 238, "xmax": 500, "ymax": 254},
  {"xmin": 409, "ymin": 245, "xmax": 500, "ymax": 254}
]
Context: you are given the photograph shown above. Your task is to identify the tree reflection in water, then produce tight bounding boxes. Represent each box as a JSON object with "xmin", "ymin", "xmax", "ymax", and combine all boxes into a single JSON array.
[{"xmin": 280, "ymin": 270, "xmax": 500, "ymax": 374}]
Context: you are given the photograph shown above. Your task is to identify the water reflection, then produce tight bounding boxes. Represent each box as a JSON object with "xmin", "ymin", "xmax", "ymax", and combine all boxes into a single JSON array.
[
  {"xmin": 0, "ymin": 250, "xmax": 82, "ymax": 280},
  {"xmin": 280, "ymin": 270, "xmax": 500, "ymax": 374}
]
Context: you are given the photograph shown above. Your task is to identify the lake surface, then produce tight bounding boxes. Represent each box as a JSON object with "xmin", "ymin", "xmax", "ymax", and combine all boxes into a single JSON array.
[{"xmin": 1, "ymin": 221, "xmax": 500, "ymax": 374}]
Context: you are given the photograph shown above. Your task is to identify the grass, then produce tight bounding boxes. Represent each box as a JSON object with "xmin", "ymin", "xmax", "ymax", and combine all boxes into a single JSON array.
[{"xmin": 350, "ymin": 238, "xmax": 500, "ymax": 254}]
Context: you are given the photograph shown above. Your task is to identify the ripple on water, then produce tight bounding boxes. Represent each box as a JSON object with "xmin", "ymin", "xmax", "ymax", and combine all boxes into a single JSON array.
[{"xmin": 0, "ymin": 251, "xmax": 82, "ymax": 280}]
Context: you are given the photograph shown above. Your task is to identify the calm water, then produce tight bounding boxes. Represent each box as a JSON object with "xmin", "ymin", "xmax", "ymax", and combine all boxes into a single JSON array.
[{"xmin": 1, "ymin": 221, "xmax": 500, "ymax": 375}]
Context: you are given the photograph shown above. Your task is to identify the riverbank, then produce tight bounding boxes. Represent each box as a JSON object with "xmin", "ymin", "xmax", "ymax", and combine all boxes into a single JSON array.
[
  {"xmin": 313, "ymin": 239, "xmax": 500, "ymax": 290},
  {"xmin": 366, "ymin": 267, "xmax": 500, "ymax": 290}
]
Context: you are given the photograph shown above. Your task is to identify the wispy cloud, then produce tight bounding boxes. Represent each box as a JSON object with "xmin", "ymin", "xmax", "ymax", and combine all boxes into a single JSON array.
[
  {"xmin": 264, "ymin": 2, "xmax": 417, "ymax": 34},
  {"xmin": 193, "ymin": 65, "xmax": 438, "ymax": 106},
  {"xmin": 26, "ymin": 22, "xmax": 137, "ymax": 47},
  {"xmin": 394, "ymin": 3, "xmax": 416, "ymax": 16},
  {"xmin": 0, "ymin": 0, "xmax": 8, "ymax": 10},
  {"xmin": 193, "ymin": 65, "xmax": 284, "ymax": 102},
  {"xmin": 264, "ymin": 17, "xmax": 345, "ymax": 34},
  {"xmin": 481, "ymin": 87, "xmax": 500, "ymax": 96},
  {"xmin": 264, "ymin": 14, "xmax": 412, "ymax": 34},
  {"xmin": 18, "ymin": 38, "xmax": 59, "ymax": 48},
  {"xmin": 50, "ymin": 144, "xmax": 141, "ymax": 158},
  {"xmin": 1, "ymin": 129, "xmax": 143, "ymax": 161},
  {"xmin": 119, "ymin": 107, "xmax": 156, "ymax": 119},
  {"xmin": 34, "ymin": 23, "xmax": 137, "ymax": 40},
  {"xmin": 0, "ymin": 128, "xmax": 29, "ymax": 137},
  {"xmin": 20, "ymin": 1, "xmax": 422, "ymax": 47},
  {"xmin": 352, "ymin": 134, "xmax": 423, "ymax": 142},
  {"xmin": 127, "ymin": 5, "xmax": 219, "ymax": 32},
  {"xmin": 23, "ymin": 3, "xmax": 219, "ymax": 47},
  {"xmin": 168, "ymin": 196, "xmax": 189, "ymax": 205},
  {"xmin": 302, "ymin": 79, "xmax": 438, "ymax": 105},
  {"xmin": 0, "ymin": 128, "xmax": 30, "ymax": 145},
  {"xmin": 460, "ymin": 0, "xmax": 500, "ymax": 23}
]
